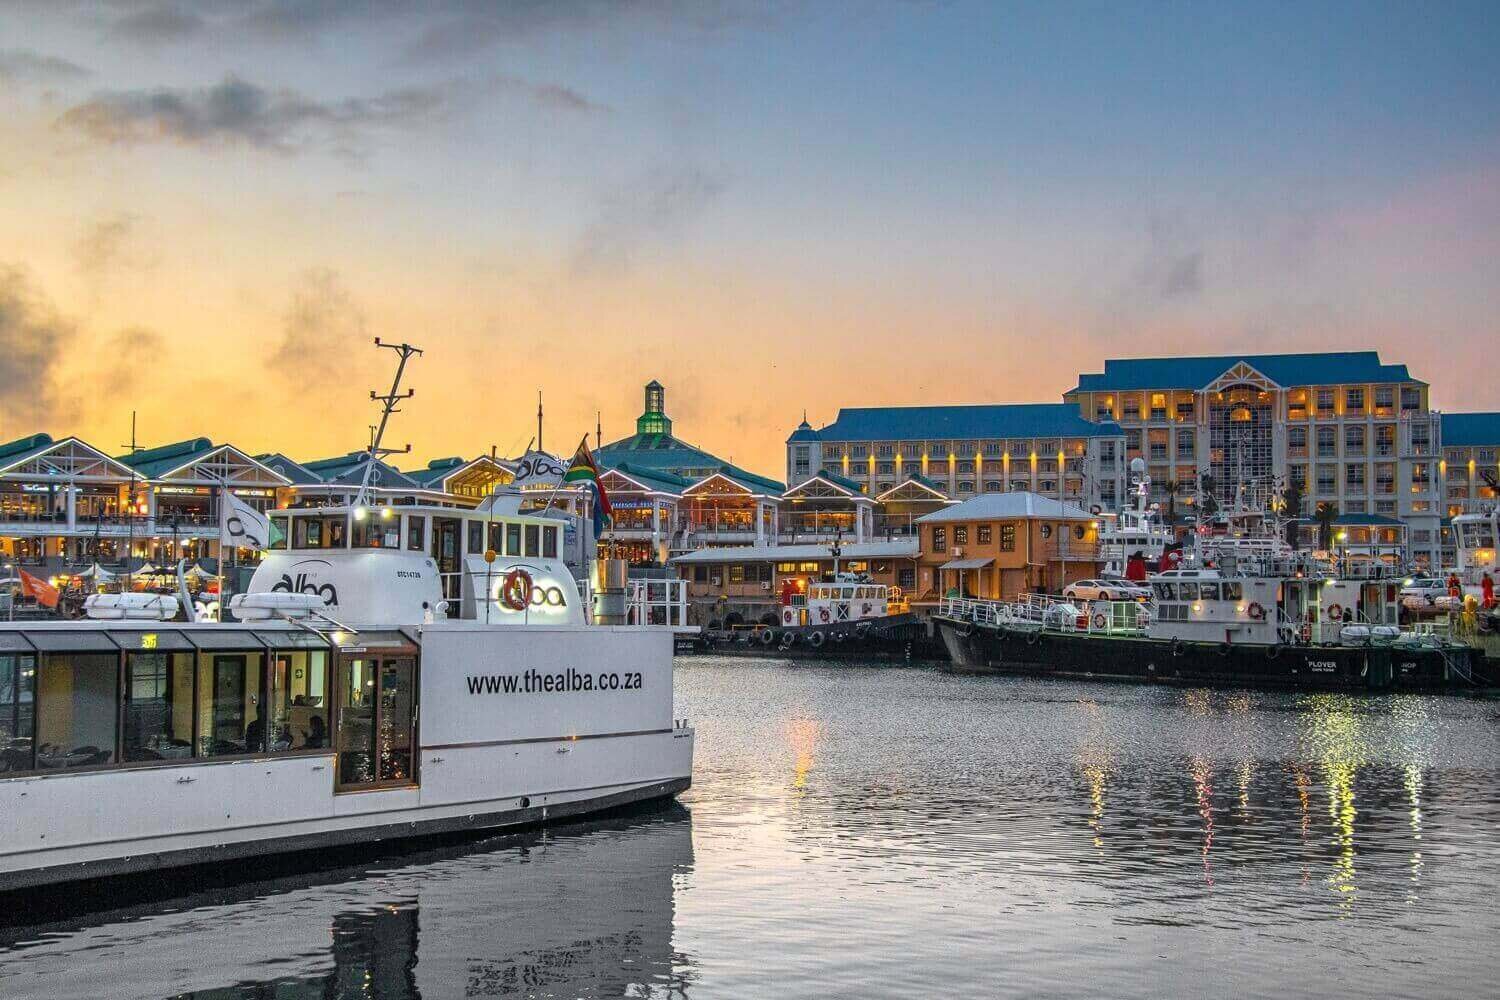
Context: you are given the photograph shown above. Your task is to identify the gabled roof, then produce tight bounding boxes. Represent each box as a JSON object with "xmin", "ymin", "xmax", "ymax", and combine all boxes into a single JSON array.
[
  {"xmin": 1441, "ymin": 412, "xmax": 1500, "ymax": 448},
  {"xmin": 812, "ymin": 403, "xmax": 1119, "ymax": 442},
  {"xmin": 916, "ymin": 491, "xmax": 1094, "ymax": 523},
  {"xmin": 682, "ymin": 466, "xmax": 786, "ymax": 497},
  {"xmin": 1069, "ymin": 352, "xmax": 1420, "ymax": 393},
  {"xmin": 783, "ymin": 473, "xmax": 871, "ymax": 502},
  {"xmin": 0, "ymin": 433, "xmax": 53, "ymax": 464},
  {"xmin": 302, "ymin": 452, "xmax": 421, "ymax": 489},
  {"xmin": 600, "ymin": 462, "xmax": 691, "ymax": 494},
  {"xmin": 255, "ymin": 453, "xmax": 323, "ymax": 485},
  {"xmin": 0, "ymin": 435, "xmax": 138, "ymax": 479},
  {"xmin": 875, "ymin": 475, "xmax": 950, "ymax": 501}
]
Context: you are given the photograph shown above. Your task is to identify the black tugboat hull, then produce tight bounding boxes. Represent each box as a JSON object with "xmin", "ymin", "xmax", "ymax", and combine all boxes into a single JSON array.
[
  {"xmin": 684, "ymin": 613, "xmax": 945, "ymax": 662},
  {"xmin": 937, "ymin": 622, "xmax": 1484, "ymax": 692}
]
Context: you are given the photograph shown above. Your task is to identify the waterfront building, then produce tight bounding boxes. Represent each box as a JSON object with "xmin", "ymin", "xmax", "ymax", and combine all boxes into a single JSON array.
[
  {"xmin": 407, "ymin": 455, "xmax": 518, "ymax": 500},
  {"xmin": 671, "ymin": 539, "xmax": 919, "ymax": 626},
  {"xmin": 914, "ymin": 492, "xmax": 1101, "ymax": 603},
  {"xmin": 598, "ymin": 381, "xmax": 788, "ymax": 558},
  {"xmin": 1439, "ymin": 412, "xmax": 1500, "ymax": 513},
  {"xmin": 1064, "ymin": 352, "xmax": 1444, "ymax": 569},
  {"xmin": 785, "ymin": 403, "xmax": 1126, "ymax": 511},
  {"xmin": 597, "ymin": 464, "xmax": 689, "ymax": 567},
  {"xmin": 780, "ymin": 473, "xmax": 875, "ymax": 543},
  {"xmin": 874, "ymin": 475, "xmax": 958, "ymax": 537}
]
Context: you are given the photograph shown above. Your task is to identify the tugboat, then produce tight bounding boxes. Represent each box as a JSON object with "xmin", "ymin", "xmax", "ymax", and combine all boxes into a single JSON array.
[
  {"xmin": 935, "ymin": 540, "xmax": 1486, "ymax": 692},
  {"xmin": 692, "ymin": 536, "xmax": 937, "ymax": 661},
  {"xmin": 0, "ymin": 341, "xmax": 694, "ymax": 892},
  {"xmin": 1095, "ymin": 458, "xmax": 1177, "ymax": 576}
]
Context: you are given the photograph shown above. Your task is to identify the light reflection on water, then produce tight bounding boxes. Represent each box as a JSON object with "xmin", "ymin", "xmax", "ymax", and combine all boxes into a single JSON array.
[{"xmin": 1, "ymin": 658, "xmax": 1498, "ymax": 999}]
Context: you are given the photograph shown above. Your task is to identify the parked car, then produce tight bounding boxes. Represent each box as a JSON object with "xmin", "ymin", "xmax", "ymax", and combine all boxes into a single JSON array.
[
  {"xmin": 1063, "ymin": 578, "xmax": 1152, "ymax": 602},
  {"xmin": 1399, "ymin": 577, "xmax": 1450, "ymax": 608}
]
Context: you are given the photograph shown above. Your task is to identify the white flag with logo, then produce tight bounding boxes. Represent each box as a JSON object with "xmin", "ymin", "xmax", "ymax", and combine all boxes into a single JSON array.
[
  {"xmin": 510, "ymin": 449, "xmax": 565, "ymax": 488},
  {"xmin": 220, "ymin": 490, "xmax": 273, "ymax": 550}
]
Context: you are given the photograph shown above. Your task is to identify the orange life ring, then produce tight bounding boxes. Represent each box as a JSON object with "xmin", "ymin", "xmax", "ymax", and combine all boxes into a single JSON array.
[
  {"xmin": 1092, "ymin": 612, "xmax": 1107, "ymax": 630},
  {"xmin": 1327, "ymin": 603, "xmax": 1343, "ymax": 620},
  {"xmin": 1246, "ymin": 602, "xmax": 1266, "ymax": 621}
]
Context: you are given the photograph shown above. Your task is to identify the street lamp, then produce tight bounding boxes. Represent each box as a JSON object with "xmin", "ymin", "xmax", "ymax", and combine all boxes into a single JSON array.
[{"xmin": 1336, "ymin": 530, "xmax": 1348, "ymax": 577}]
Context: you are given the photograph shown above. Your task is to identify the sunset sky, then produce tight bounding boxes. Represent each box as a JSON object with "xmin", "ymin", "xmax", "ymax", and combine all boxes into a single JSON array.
[{"xmin": 1, "ymin": 1, "xmax": 1496, "ymax": 477}]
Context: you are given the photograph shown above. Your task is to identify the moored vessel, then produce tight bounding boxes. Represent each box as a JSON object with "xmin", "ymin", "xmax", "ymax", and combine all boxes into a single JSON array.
[{"xmin": 0, "ymin": 342, "xmax": 694, "ymax": 892}]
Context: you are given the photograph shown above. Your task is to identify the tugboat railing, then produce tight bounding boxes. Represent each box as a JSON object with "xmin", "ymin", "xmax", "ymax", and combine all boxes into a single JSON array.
[{"xmin": 937, "ymin": 594, "xmax": 1150, "ymax": 636}]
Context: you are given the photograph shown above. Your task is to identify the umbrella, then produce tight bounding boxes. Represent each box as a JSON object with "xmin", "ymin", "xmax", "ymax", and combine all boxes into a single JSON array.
[
  {"xmin": 134, "ymin": 562, "xmax": 160, "ymax": 576},
  {"xmin": 185, "ymin": 563, "xmax": 214, "ymax": 579}
]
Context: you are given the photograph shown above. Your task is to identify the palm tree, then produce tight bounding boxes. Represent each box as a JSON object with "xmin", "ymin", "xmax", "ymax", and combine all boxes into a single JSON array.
[{"xmin": 1314, "ymin": 501, "xmax": 1339, "ymax": 552}]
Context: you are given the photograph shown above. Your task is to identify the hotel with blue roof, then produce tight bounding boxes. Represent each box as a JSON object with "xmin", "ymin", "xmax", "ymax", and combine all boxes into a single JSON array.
[{"xmin": 791, "ymin": 350, "xmax": 1449, "ymax": 570}]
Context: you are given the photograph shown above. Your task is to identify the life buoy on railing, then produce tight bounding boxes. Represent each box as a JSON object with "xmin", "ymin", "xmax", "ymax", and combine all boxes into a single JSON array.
[
  {"xmin": 1246, "ymin": 602, "xmax": 1266, "ymax": 622},
  {"xmin": 1092, "ymin": 612, "xmax": 1107, "ymax": 630},
  {"xmin": 819, "ymin": 607, "xmax": 832, "ymax": 624},
  {"xmin": 1327, "ymin": 603, "xmax": 1343, "ymax": 620}
]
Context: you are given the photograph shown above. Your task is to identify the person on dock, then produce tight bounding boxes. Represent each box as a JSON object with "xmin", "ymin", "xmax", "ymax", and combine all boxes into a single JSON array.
[
  {"xmin": 1447, "ymin": 572, "xmax": 1462, "ymax": 599},
  {"xmin": 1482, "ymin": 571, "xmax": 1495, "ymax": 609}
]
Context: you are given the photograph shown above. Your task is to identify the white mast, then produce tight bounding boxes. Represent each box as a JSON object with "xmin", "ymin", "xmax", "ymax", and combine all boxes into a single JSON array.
[{"xmin": 354, "ymin": 339, "xmax": 423, "ymax": 509}]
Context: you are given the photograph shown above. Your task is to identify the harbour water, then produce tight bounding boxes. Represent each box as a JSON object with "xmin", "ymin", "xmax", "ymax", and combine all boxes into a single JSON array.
[{"xmin": 3, "ymin": 657, "xmax": 1499, "ymax": 999}]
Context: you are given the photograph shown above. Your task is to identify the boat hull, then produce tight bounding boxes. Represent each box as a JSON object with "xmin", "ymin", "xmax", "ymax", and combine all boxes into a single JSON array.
[
  {"xmin": 686, "ymin": 613, "xmax": 944, "ymax": 661},
  {"xmin": 937, "ymin": 621, "xmax": 1487, "ymax": 691}
]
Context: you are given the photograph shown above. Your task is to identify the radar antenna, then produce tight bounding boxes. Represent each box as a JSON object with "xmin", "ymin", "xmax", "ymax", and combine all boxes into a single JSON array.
[{"xmin": 354, "ymin": 338, "xmax": 423, "ymax": 508}]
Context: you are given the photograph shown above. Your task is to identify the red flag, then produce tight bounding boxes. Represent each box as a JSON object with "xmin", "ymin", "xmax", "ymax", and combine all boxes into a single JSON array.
[{"xmin": 19, "ymin": 569, "xmax": 59, "ymax": 608}]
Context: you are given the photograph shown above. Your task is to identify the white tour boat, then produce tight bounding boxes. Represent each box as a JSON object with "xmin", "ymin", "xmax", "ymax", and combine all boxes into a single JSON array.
[{"xmin": 0, "ymin": 342, "xmax": 694, "ymax": 892}]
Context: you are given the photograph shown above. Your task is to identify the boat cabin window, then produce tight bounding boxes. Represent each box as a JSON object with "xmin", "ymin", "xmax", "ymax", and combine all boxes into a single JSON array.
[
  {"xmin": 467, "ymin": 520, "xmax": 483, "ymax": 555},
  {"xmin": 1199, "ymin": 582, "xmax": 1221, "ymax": 601},
  {"xmin": 294, "ymin": 515, "xmax": 348, "ymax": 550},
  {"xmin": 36, "ymin": 652, "xmax": 118, "ymax": 770},
  {"xmin": 543, "ymin": 525, "xmax": 559, "ymax": 559},
  {"xmin": 123, "ymin": 652, "xmax": 194, "ymax": 762},
  {"xmin": 353, "ymin": 513, "xmax": 402, "ymax": 549},
  {"xmin": 1154, "ymin": 582, "xmax": 1176, "ymax": 600},
  {"xmin": 269, "ymin": 515, "xmax": 290, "ymax": 550},
  {"xmin": 270, "ymin": 650, "xmax": 330, "ymax": 751},
  {"xmin": 406, "ymin": 515, "xmax": 426, "ymax": 551},
  {"xmin": 1178, "ymin": 582, "xmax": 1199, "ymax": 600},
  {"xmin": 197, "ymin": 651, "xmax": 268, "ymax": 756},
  {"xmin": 0, "ymin": 653, "xmax": 35, "ymax": 774},
  {"xmin": 1222, "ymin": 581, "xmax": 1243, "ymax": 601},
  {"xmin": 506, "ymin": 522, "xmax": 521, "ymax": 556},
  {"xmin": 524, "ymin": 524, "xmax": 540, "ymax": 557}
]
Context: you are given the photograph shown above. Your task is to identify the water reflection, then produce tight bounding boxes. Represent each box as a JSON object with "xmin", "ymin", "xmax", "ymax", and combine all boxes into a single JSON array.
[
  {"xmin": 0, "ymin": 809, "xmax": 693, "ymax": 1000},
  {"xmin": 5, "ymin": 661, "xmax": 1500, "ymax": 1000}
]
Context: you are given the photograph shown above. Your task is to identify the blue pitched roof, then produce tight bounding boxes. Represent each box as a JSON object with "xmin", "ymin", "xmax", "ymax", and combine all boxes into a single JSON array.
[
  {"xmin": 1441, "ymin": 412, "xmax": 1500, "ymax": 448},
  {"xmin": 255, "ymin": 453, "xmax": 323, "ymax": 485},
  {"xmin": 303, "ymin": 452, "xmax": 421, "ymax": 489},
  {"xmin": 812, "ymin": 403, "xmax": 1119, "ymax": 442},
  {"xmin": 409, "ymin": 456, "xmax": 467, "ymax": 488},
  {"xmin": 1069, "ymin": 352, "xmax": 1420, "ymax": 393},
  {"xmin": 787, "ymin": 419, "xmax": 820, "ymax": 443},
  {"xmin": 602, "ymin": 461, "xmax": 692, "ymax": 493}
]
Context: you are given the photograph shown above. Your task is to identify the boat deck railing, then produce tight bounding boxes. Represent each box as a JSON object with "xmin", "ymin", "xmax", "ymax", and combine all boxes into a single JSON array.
[{"xmin": 937, "ymin": 594, "xmax": 1152, "ymax": 636}]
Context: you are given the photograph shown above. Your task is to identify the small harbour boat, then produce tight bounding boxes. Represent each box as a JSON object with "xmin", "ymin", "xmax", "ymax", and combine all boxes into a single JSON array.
[
  {"xmin": 0, "ymin": 342, "xmax": 694, "ymax": 892},
  {"xmin": 690, "ymin": 572, "xmax": 939, "ymax": 661}
]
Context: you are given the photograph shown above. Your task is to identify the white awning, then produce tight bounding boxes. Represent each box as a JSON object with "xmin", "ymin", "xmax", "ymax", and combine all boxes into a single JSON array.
[{"xmin": 939, "ymin": 557, "xmax": 993, "ymax": 571}]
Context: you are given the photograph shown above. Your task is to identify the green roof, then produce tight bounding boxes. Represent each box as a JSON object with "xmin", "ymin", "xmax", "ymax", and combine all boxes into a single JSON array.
[
  {"xmin": 603, "ymin": 461, "xmax": 693, "ymax": 493},
  {"xmin": 303, "ymin": 452, "xmax": 421, "ymax": 488},
  {"xmin": 409, "ymin": 456, "xmax": 467, "ymax": 488},
  {"xmin": 0, "ymin": 433, "xmax": 53, "ymax": 464},
  {"xmin": 118, "ymin": 438, "xmax": 215, "ymax": 478}
]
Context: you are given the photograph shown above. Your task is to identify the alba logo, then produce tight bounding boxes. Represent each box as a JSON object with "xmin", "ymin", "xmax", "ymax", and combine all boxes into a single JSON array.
[
  {"xmin": 272, "ymin": 559, "xmax": 339, "ymax": 606},
  {"xmin": 498, "ymin": 565, "xmax": 567, "ymax": 611}
]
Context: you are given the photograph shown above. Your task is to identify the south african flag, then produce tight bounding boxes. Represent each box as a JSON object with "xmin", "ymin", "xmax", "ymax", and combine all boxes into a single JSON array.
[{"xmin": 563, "ymin": 437, "xmax": 612, "ymax": 534}]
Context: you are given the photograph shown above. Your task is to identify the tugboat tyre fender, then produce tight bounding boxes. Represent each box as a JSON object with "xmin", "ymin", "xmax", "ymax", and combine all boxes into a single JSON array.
[
  {"xmin": 1267, "ymin": 644, "xmax": 1282, "ymax": 660},
  {"xmin": 1218, "ymin": 642, "xmax": 1232, "ymax": 657},
  {"xmin": 1025, "ymin": 630, "xmax": 1041, "ymax": 646},
  {"xmin": 1171, "ymin": 637, "xmax": 1183, "ymax": 658},
  {"xmin": 808, "ymin": 630, "xmax": 826, "ymax": 649},
  {"xmin": 759, "ymin": 628, "xmax": 777, "ymax": 646}
]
